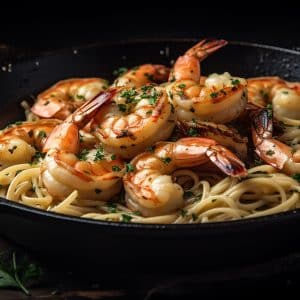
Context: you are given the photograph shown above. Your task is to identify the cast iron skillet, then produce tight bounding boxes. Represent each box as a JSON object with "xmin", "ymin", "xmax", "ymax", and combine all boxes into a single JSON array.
[{"xmin": 0, "ymin": 39, "xmax": 300, "ymax": 271}]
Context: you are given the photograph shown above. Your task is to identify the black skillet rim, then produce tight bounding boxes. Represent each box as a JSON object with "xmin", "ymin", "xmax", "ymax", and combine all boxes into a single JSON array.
[{"xmin": 0, "ymin": 38, "xmax": 300, "ymax": 231}]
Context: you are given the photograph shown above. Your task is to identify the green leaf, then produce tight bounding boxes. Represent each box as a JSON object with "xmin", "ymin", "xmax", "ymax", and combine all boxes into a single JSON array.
[
  {"xmin": 125, "ymin": 163, "xmax": 135, "ymax": 173},
  {"xmin": 0, "ymin": 269, "xmax": 18, "ymax": 288}
]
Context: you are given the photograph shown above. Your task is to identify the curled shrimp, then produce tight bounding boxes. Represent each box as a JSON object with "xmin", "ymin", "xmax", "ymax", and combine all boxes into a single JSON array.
[
  {"xmin": 31, "ymin": 78, "xmax": 109, "ymax": 120},
  {"xmin": 248, "ymin": 76, "xmax": 300, "ymax": 125},
  {"xmin": 251, "ymin": 108, "xmax": 300, "ymax": 175},
  {"xmin": 91, "ymin": 85, "xmax": 176, "ymax": 159},
  {"xmin": 42, "ymin": 90, "xmax": 125, "ymax": 201},
  {"xmin": 113, "ymin": 64, "xmax": 170, "ymax": 88},
  {"xmin": 0, "ymin": 119, "xmax": 60, "ymax": 170},
  {"xmin": 123, "ymin": 137, "xmax": 247, "ymax": 216},
  {"xmin": 166, "ymin": 39, "xmax": 247, "ymax": 123},
  {"xmin": 177, "ymin": 119, "xmax": 248, "ymax": 160}
]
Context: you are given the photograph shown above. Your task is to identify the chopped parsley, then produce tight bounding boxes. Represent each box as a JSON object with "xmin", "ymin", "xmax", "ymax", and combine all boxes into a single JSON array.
[
  {"xmin": 146, "ymin": 110, "xmax": 153, "ymax": 115},
  {"xmin": 161, "ymin": 157, "xmax": 172, "ymax": 165},
  {"xmin": 113, "ymin": 67, "xmax": 128, "ymax": 77},
  {"xmin": 231, "ymin": 79, "xmax": 240, "ymax": 86},
  {"xmin": 118, "ymin": 104, "xmax": 127, "ymax": 112},
  {"xmin": 282, "ymin": 91, "xmax": 289, "ymax": 94},
  {"xmin": 38, "ymin": 131, "xmax": 47, "ymax": 138},
  {"xmin": 178, "ymin": 83, "xmax": 186, "ymax": 89},
  {"xmin": 120, "ymin": 88, "xmax": 138, "ymax": 104},
  {"xmin": 76, "ymin": 94, "xmax": 85, "ymax": 100},
  {"xmin": 188, "ymin": 127, "xmax": 198, "ymax": 136},
  {"xmin": 106, "ymin": 202, "xmax": 117, "ymax": 213},
  {"xmin": 254, "ymin": 159, "xmax": 264, "ymax": 166},
  {"xmin": 112, "ymin": 165, "xmax": 121, "ymax": 172},
  {"xmin": 192, "ymin": 213, "xmax": 198, "ymax": 221},
  {"xmin": 78, "ymin": 149, "xmax": 89, "ymax": 161},
  {"xmin": 266, "ymin": 104, "xmax": 273, "ymax": 118},
  {"xmin": 292, "ymin": 174, "xmax": 300, "ymax": 182},
  {"xmin": 180, "ymin": 209, "xmax": 188, "ymax": 217},
  {"xmin": 125, "ymin": 163, "xmax": 135, "ymax": 173},
  {"xmin": 210, "ymin": 92, "xmax": 218, "ymax": 98},
  {"xmin": 169, "ymin": 75, "xmax": 176, "ymax": 82},
  {"xmin": 31, "ymin": 151, "xmax": 45, "ymax": 163},
  {"xmin": 94, "ymin": 147, "xmax": 105, "ymax": 161},
  {"xmin": 110, "ymin": 154, "xmax": 116, "ymax": 160},
  {"xmin": 14, "ymin": 121, "xmax": 23, "ymax": 126},
  {"xmin": 121, "ymin": 214, "xmax": 132, "ymax": 223},
  {"xmin": 44, "ymin": 100, "xmax": 50, "ymax": 106},
  {"xmin": 266, "ymin": 150, "xmax": 275, "ymax": 156},
  {"xmin": 146, "ymin": 97, "xmax": 154, "ymax": 105}
]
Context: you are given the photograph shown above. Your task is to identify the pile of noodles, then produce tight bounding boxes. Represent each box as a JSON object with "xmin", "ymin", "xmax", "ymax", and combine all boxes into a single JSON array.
[{"xmin": 1, "ymin": 162, "xmax": 300, "ymax": 224}]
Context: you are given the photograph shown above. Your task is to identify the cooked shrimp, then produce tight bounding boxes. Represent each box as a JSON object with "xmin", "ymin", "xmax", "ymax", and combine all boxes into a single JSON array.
[
  {"xmin": 91, "ymin": 85, "xmax": 176, "ymax": 159},
  {"xmin": 248, "ymin": 76, "xmax": 300, "ymax": 124},
  {"xmin": 247, "ymin": 76, "xmax": 286, "ymax": 107},
  {"xmin": 113, "ymin": 64, "xmax": 170, "ymax": 88},
  {"xmin": 0, "ymin": 119, "xmax": 60, "ymax": 170},
  {"xmin": 177, "ymin": 120, "xmax": 248, "ymax": 160},
  {"xmin": 124, "ymin": 137, "xmax": 247, "ymax": 216},
  {"xmin": 167, "ymin": 39, "xmax": 247, "ymax": 123},
  {"xmin": 42, "ymin": 90, "xmax": 125, "ymax": 201},
  {"xmin": 31, "ymin": 78, "xmax": 108, "ymax": 120},
  {"xmin": 251, "ymin": 108, "xmax": 300, "ymax": 174}
]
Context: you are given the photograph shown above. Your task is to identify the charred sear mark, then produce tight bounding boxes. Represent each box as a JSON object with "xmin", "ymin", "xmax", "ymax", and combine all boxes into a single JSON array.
[{"xmin": 116, "ymin": 129, "xmax": 136, "ymax": 140}]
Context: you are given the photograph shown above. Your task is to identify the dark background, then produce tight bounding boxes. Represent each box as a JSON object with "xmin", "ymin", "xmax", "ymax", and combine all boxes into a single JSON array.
[{"xmin": 1, "ymin": 5, "xmax": 300, "ymax": 51}]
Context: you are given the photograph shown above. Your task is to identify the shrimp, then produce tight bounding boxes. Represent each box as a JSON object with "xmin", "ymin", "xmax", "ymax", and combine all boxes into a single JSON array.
[
  {"xmin": 177, "ymin": 120, "xmax": 248, "ymax": 160},
  {"xmin": 166, "ymin": 39, "xmax": 247, "ymax": 123},
  {"xmin": 247, "ymin": 76, "xmax": 286, "ymax": 107},
  {"xmin": 0, "ymin": 119, "xmax": 60, "ymax": 170},
  {"xmin": 248, "ymin": 76, "xmax": 300, "ymax": 124},
  {"xmin": 91, "ymin": 85, "xmax": 176, "ymax": 159},
  {"xmin": 113, "ymin": 64, "xmax": 170, "ymax": 88},
  {"xmin": 124, "ymin": 137, "xmax": 247, "ymax": 216},
  {"xmin": 31, "ymin": 78, "xmax": 109, "ymax": 120},
  {"xmin": 41, "ymin": 90, "xmax": 125, "ymax": 201},
  {"xmin": 251, "ymin": 108, "xmax": 300, "ymax": 175}
]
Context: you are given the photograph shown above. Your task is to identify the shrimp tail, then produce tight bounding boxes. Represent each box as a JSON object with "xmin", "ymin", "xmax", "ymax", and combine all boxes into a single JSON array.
[
  {"xmin": 251, "ymin": 108, "xmax": 273, "ymax": 144},
  {"xmin": 68, "ymin": 89, "xmax": 117, "ymax": 127},
  {"xmin": 186, "ymin": 39, "xmax": 228, "ymax": 61},
  {"xmin": 251, "ymin": 108, "xmax": 291, "ymax": 170},
  {"xmin": 43, "ymin": 89, "xmax": 117, "ymax": 153},
  {"xmin": 207, "ymin": 145, "xmax": 247, "ymax": 177}
]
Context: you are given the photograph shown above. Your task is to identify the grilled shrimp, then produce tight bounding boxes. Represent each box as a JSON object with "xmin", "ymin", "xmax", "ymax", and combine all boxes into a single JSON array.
[
  {"xmin": 177, "ymin": 120, "xmax": 248, "ymax": 160},
  {"xmin": 248, "ymin": 76, "xmax": 300, "ymax": 124},
  {"xmin": 31, "ymin": 78, "xmax": 109, "ymax": 120},
  {"xmin": 251, "ymin": 108, "xmax": 300, "ymax": 175},
  {"xmin": 0, "ymin": 119, "xmax": 60, "ymax": 170},
  {"xmin": 167, "ymin": 39, "xmax": 247, "ymax": 123},
  {"xmin": 91, "ymin": 85, "xmax": 176, "ymax": 159},
  {"xmin": 113, "ymin": 64, "xmax": 170, "ymax": 88},
  {"xmin": 41, "ymin": 90, "xmax": 125, "ymax": 201},
  {"xmin": 123, "ymin": 137, "xmax": 247, "ymax": 216}
]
